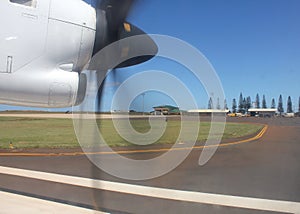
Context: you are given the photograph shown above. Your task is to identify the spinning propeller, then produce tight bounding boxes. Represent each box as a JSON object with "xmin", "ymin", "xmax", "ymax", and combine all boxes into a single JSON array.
[{"xmin": 88, "ymin": 0, "xmax": 158, "ymax": 112}]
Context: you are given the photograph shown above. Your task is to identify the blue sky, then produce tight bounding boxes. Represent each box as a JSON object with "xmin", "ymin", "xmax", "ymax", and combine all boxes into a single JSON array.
[
  {"xmin": 1, "ymin": 0, "xmax": 299, "ymax": 112},
  {"xmin": 104, "ymin": 0, "xmax": 300, "ymax": 112},
  {"xmin": 127, "ymin": 0, "xmax": 300, "ymax": 112}
]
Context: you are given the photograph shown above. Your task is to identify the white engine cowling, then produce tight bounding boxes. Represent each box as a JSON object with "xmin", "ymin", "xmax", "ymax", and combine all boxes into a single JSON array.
[
  {"xmin": 0, "ymin": 0, "xmax": 95, "ymax": 108},
  {"xmin": 0, "ymin": 70, "xmax": 86, "ymax": 108}
]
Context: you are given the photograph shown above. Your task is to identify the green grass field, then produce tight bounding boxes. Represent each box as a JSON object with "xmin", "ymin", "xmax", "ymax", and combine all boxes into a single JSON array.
[{"xmin": 0, "ymin": 117, "xmax": 263, "ymax": 149}]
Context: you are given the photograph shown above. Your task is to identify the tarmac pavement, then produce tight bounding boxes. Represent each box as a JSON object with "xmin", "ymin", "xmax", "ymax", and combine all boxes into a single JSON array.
[{"xmin": 0, "ymin": 117, "xmax": 299, "ymax": 213}]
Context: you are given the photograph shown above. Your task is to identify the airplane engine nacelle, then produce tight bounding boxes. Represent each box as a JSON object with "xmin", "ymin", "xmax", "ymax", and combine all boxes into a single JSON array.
[
  {"xmin": 0, "ymin": 71, "xmax": 86, "ymax": 108},
  {"xmin": 0, "ymin": 0, "xmax": 94, "ymax": 108},
  {"xmin": 0, "ymin": 0, "xmax": 156, "ymax": 109}
]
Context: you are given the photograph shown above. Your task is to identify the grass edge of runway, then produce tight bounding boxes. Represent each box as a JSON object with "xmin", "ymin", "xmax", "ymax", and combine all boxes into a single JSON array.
[{"xmin": 0, "ymin": 117, "xmax": 263, "ymax": 150}]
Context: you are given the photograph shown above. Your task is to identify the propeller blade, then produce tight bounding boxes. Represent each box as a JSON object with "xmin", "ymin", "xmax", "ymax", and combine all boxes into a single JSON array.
[
  {"xmin": 89, "ymin": 26, "xmax": 157, "ymax": 71},
  {"xmin": 100, "ymin": 0, "xmax": 135, "ymax": 33},
  {"xmin": 92, "ymin": 0, "xmax": 157, "ymax": 66},
  {"xmin": 91, "ymin": 0, "xmax": 157, "ymax": 113},
  {"xmin": 92, "ymin": 0, "xmax": 136, "ymax": 55},
  {"xmin": 115, "ymin": 22, "xmax": 157, "ymax": 68},
  {"xmin": 96, "ymin": 72, "xmax": 106, "ymax": 113}
]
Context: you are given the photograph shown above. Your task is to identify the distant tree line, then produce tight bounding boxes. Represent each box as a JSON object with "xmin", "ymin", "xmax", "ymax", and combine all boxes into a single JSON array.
[
  {"xmin": 228, "ymin": 93, "xmax": 300, "ymax": 114},
  {"xmin": 207, "ymin": 97, "xmax": 229, "ymax": 110},
  {"xmin": 206, "ymin": 94, "xmax": 299, "ymax": 115}
]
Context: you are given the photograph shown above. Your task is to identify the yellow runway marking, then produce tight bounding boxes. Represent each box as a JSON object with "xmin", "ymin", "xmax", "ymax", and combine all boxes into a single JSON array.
[{"xmin": 0, "ymin": 125, "xmax": 268, "ymax": 157}]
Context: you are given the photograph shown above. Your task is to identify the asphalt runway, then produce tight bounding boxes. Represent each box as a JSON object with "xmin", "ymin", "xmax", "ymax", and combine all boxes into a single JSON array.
[{"xmin": 0, "ymin": 117, "xmax": 299, "ymax": 213}]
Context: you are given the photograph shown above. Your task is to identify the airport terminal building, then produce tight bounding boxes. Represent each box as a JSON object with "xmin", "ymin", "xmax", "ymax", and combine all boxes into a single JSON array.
[
  {"xmin": 188, "ymin": 109, "xmax": 230, "ymax": 116},
  {"xmin": 152, "ymin": 105, "xmax": 181, "ymax": 115},
  {"xmin": 248, "ymin": 108, "xmax": 277, "ymax": 117}
]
